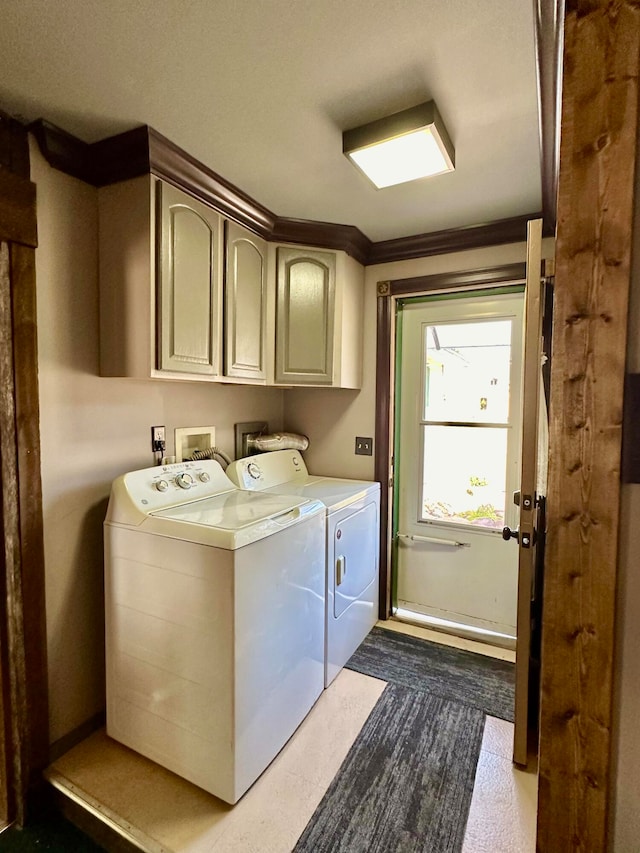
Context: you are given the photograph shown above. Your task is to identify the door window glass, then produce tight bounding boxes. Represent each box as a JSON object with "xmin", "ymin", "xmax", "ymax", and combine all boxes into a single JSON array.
[
  {"xmin": 424, "ymin": 319, "xmax": 512, "ymax": 423},
  {"xmin": 419, "ymin": 317, "xmax": 514, "ymax": 530},
  {"xmin": 421, "ymin": 425, "xmax": 508, "ymax": 529}
]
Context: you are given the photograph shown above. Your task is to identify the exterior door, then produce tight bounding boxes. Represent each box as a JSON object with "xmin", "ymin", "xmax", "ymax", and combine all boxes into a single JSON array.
[{"xmin": 395, "ymin": 289, "xmax": 525, "ymax": 639}]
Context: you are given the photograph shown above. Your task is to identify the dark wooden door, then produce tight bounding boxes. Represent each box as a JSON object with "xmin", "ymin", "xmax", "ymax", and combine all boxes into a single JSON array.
[{"xmin": 537, "ymin": 3, "xmax": 640, "ymax": 850}]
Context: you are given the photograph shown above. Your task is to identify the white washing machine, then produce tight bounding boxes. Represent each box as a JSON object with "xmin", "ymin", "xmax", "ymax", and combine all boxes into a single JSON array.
[
  {"xmin": 104, "ymin": 459, "xmax": 325, "ymax": 804},
  {"xmin": 226, "ymin": 450, "xmax": 380, "ymax": 687}
]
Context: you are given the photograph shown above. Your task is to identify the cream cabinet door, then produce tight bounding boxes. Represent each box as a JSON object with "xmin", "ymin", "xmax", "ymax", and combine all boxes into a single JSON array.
[
  {"xmin": 275, "ymin": 247, "xmax": 335, "ymax": 385},
  {"xmin": 157, "ymin": 182, "xmax": 222, "ymax": 375},
  {"xmin": 224, "ymin": 221, "xmax": 267, "ymax": 380}
]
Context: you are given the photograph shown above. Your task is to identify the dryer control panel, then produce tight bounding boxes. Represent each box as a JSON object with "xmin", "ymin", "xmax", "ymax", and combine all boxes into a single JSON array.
[{"xmin": 227, "ymin": 450, "xmax": 309, "ymax": 490}]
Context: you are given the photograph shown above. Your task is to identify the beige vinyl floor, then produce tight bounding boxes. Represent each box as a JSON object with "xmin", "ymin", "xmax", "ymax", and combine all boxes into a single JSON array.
[{"xmin": 47, "ymin": 622, "xmax": 537, "ymax": 853}]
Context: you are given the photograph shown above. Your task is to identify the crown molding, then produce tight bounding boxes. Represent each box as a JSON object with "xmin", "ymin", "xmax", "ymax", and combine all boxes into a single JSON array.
[
  {"xmin": 367, "ymin": 215, "xmax": 542, "ymax": 265},
  {"xmin": 29, "ymin": 119, "xmax": 544, "ymax": 266},
  {"xmin": 29, "ymin": 120, "xmax": 276, "ymax": 238},
  {"xmin": 270, "ymin": 216, "xmax": 372, "ymax": 264},
  {"xmin": 91, "ymin": 125, "xmax": 153, "ymax": 185},
  {"xmin": 147, "ymin": 127, "xmax": 276, "ymax": 238},
  {"xmin": 28, "ymin": 120, "xmax": 96, "ymax": 185}
]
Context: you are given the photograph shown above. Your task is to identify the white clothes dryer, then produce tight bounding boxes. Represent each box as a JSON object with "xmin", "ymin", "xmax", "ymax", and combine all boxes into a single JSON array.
[
  {"xmin": 226, "ymin": 450, "xmax": 380, "ymax": 687},
  {"xmin": 104, "ymin": 459, "xmax": 325, "ymax": 804}
]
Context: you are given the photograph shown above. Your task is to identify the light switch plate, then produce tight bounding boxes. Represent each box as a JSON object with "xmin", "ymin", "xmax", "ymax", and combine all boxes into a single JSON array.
[{"xmin": 355, "ymin": 436, "xmax": 373, "ymax": 456}]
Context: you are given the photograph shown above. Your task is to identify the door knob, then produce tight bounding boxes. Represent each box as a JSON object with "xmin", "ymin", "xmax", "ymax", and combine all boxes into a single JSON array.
[
  {"xmin": 502, "ymin": 526, "xmax": 534, "ymax": 548},
  {"xmin": 502, "ymin": 526, "xmax": 519, "ymax": 542}
]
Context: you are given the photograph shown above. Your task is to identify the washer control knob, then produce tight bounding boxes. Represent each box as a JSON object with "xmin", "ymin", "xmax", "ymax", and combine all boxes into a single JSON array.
[
  {"xmin": 156, "ymin": 479, "xmax": 169, "ymax": 492},
  {"xmin": 247, "ymin": 462, "xmax": 261, "ymax": 480},
  {"xmin": 198, "ymin": 472, "xmax": 210, "ymax": 483},
  {"xmin": 175, "ymin": 472, "xmax": 194, "ymax": 490}
]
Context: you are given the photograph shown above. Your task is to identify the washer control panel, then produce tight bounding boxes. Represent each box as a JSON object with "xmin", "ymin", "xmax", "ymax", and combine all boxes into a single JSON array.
[
  {"xmin": 175, "ymin": 472, "xmax": 195, "ymax": 490},
  {"xmin": 119, "ymin": 459, "xmax": 235, "ymax": 514}
]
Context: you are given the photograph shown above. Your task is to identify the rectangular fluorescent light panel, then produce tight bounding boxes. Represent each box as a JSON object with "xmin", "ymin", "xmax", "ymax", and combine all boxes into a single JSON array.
[
  {"xmin": 343, "ymin": 101, "xmax": 455, "ymax": 189},
  {"xmin": 348, "ymin": 128, "xmax": 451, "ymax": 188}
]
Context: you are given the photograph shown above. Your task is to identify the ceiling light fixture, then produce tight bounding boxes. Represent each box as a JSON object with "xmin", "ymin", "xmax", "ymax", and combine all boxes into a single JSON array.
[{"xmin": 342, "ymin": 100, "xmax": 455, "ymax": 189}]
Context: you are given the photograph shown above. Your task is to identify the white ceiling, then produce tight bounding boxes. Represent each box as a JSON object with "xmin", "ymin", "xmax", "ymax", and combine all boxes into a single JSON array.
[{"xmin": 0, "ymin": 0, "xmax": 542, "ymax": 242}]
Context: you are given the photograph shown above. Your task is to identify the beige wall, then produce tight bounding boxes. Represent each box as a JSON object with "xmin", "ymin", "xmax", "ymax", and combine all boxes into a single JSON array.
[
  {"xmin": 284, "ymin": 238, "xmax": 554, "ymax": 480},
  {"xmin": 612, "ymin": 138, "xmax": 640, "ymax": 850},
  {"xmin": 31, "ymin": 142, "xmax": 285, "ymax": 745}
]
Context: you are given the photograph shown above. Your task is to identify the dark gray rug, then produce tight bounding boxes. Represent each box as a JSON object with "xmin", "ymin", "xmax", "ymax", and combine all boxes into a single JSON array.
[
  {"xmin": 345, "ymin": 626, "xmax": 515, "ymax": 722},
  {"xmin": 294, "ymin": 627, "xmax": 517, "ymax": 852},
  {"xmin": 294, "ymin": 683, "xmax": 485, "ymax": 853}
]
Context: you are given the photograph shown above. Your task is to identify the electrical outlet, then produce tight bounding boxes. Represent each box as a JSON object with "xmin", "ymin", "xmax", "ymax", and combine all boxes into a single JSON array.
[
  {"xmin": 355, "ymin": 436, "xmax": 373, "ymax": 456},
  {"xmin": 151, "ymin": 425, "xmax": 166, "ymax": 453}
]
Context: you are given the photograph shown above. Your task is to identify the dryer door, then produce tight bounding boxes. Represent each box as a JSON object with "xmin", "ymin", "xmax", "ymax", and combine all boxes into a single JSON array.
[
  {"xmin": 331, "ymin": 501, "xmax": 378, "ymax": 619},
  {"xmin": 326, "ymin": 498, "xmax": 380, "ymax": 686}
]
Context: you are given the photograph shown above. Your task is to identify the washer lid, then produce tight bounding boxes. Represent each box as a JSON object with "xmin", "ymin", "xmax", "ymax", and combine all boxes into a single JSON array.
[
  {"xmin": 140, "ymin": 491, "xmax": 323, "ymax": 549},
  {"xmin": 152, "ymin": 490, "xmax": 312, "ymax": 529}
]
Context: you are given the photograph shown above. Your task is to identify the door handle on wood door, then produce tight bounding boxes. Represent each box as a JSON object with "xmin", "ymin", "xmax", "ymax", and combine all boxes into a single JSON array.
[
  {"xmin": 502, "ymin": 526, "xmax": 534, "ymax": 548},
  {"xmin": 502, "ymin": 525, "xmax": 519, "ymax": 542}
]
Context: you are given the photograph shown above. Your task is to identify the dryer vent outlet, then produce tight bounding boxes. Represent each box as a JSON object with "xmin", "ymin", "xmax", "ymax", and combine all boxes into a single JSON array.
[{"xmin": 234, "ymin": 421, "xmax": 268, "ymax": 459}]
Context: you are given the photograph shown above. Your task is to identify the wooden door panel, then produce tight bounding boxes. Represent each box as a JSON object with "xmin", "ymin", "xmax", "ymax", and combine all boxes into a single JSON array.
[{"xmin": 512, "ymin": 218, "xmax": 544, "ymax": 766}]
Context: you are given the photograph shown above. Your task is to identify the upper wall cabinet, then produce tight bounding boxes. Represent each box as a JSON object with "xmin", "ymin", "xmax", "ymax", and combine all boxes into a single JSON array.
[
  {"xmin": 157, "ymin": 182, "xmax": 222, "ymax": 375},
  {"xmin": 224, "ymin": 222, "xmax": 267, "ymax": 380},
  {"xmin": 99, "ymin": 175, "xmax": 224, "ymax": 381},
  {"xmin": 274, "ymin": 247, "xmax": 363, "ymax": 388},
  {"xmin": 98, "ymin": 175, "xmax": 363, "ymax": 387}
]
